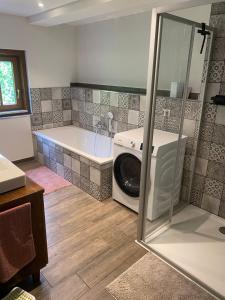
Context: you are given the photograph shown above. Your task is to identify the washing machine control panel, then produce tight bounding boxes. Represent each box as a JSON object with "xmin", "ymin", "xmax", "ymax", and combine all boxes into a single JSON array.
[
  {"xmin": 114, "ymin": 138, "xmax": 142, "ymax": 151},
  {"xmin": 130, "ymin": 141, "xmax": 135, "ymax": 148}
]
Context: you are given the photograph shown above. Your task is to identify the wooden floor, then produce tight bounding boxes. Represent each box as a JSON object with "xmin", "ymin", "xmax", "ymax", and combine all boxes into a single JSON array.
[{"xmin": 17, "ymin": 160, "xmax": 147, "ymax": 300}]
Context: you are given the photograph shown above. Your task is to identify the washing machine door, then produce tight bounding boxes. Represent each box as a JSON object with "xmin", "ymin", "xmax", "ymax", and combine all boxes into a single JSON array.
[{"xmin": 114, "ymin": 153, "xmax": 141, "ymax": 197}]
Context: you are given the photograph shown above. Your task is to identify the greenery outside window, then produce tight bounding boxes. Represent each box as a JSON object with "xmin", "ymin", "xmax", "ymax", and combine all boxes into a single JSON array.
[{"xmin": 0, "ymin": 49, "xmax": 30, "ymax": 115}]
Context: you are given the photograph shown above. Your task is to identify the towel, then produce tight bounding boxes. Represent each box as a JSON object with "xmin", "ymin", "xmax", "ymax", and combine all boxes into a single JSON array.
[{"xmin": 0, "ymin": 203, "xmax": 36, "ymax": 283}]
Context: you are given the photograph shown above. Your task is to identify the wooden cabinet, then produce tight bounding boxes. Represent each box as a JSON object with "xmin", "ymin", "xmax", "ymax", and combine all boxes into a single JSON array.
[{"xmin": 0, "ymin": 178, "xmax": 48, "ymax": 290}]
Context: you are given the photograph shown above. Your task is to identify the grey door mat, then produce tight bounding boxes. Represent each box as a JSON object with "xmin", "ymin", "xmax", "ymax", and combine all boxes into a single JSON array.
[{"xmin": 106, "ymin": 252, "xmax": 216, "ymax": 300}]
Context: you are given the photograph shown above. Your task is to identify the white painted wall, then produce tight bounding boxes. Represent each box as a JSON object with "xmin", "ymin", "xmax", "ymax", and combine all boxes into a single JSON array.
[
  {"xmin": 0, "ymin": 13, "xmax": 77, "ymax": 88},
  {"xmin": 75, "ymin": 12, "xmax": 151, "ymax": 89},
  {"xmin": 75, "ymin": 5, "xmax": 211, "ymax": 92},
  {"xmin": 0, "ymin": 115, "xmax": 33, "ymax": 161},
  {"xmin": 0, "ymin": 13, "xmax": 77, "ymax": 161}
]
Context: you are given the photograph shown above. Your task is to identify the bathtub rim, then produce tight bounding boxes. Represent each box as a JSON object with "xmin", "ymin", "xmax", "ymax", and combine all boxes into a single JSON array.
[{"xmin": 33, "ymin": 126, "xmax": 113, "ymax": 165}]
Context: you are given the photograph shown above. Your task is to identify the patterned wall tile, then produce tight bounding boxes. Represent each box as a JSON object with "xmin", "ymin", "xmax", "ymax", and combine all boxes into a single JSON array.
[
  {"xmin": 140, "ymin": 95, "xmax": 146, "ymax": 111},
  {"xmin": 205, "ymin": 83, "xmax": 220, "ymax": 102},
  {"xmin": 154, "ymin": 115, "xmax": 163, "ymax": 130},
  {"xmin": 215, "ymin": 106, "xmax": 225, "ymax": 125},
  {"xmin": 117, "ymin": 122, "xmax": 128, "ymax": 132},
  {"xmin": 100, "ymin": 105, "xmax": 110, "ymax": 117},
  {"xmin": 31, "ymin": 114, "xmax": 42, "ymax": 126},
  {"xmin": 72, "ymin": 171, "xmax": 80, "ymax": 188},
  {"xmin": 110, "ymin": 92, "xmax": 119, "ymax": 107},
  {"xmin": 190, "ymin": 189, "xmax": 203, "ymax": 207},
  {"xmin": 41, "ymin": 100, "xmax": 52, "ymax": 113},
  {"xmin": 71, "ymin": 88, "xmax": 85, "ymax": 101},
  {"xmin": 208, "ymin": 61, "xmax": 224, "ymax": 82},
  {"xmin": 195, "ymin": 158, "xmax": 208, "ymax": 176},
  {"xmin": 201, "ymin": 194, "xmax": 220, "ymax": 215},
  {"xmin": 212, "ymin": 124, "xmax": 225, "ymax": 146},
  {"xmin": 93, "ymin": 103, "xmax": 101, "ymax": 116},
  {"xmin": 210, "ymin": 15, "xmax": 225, "ymax": 37},
  {"xmin": 62, "ymin": 87, "xmax": 71, "ymax": 100},
  {"xmin": 129, "ymin": 95, "xmax": 140, "ymax": 111},
  {"xmin": 184, "ymin": 100, "xmax": 201, "ymax": 120},
  {"xmin": 52, "ymin": 87, "xmax": 62, "ymax": 100},
  {"xmin": 118, "ymin": 93, "xmax": 129, "ymax": 109},
  {"xmin": 55, "ymin": 149, "xmax": 64, "ymax": 165},
  {"xmin": 80, "ymin": 162, "xmax": 90, "ymax": 179},
  {"xmin": 167, "ymin": 98, "xmax": 182, "ymax": 118},
  {"xmin": 86, "ymin": 102, "xmax": 95, "ymax": 115},
  {"xmin": 204, "ymin": 178, "xmax": 223, "ymax": 199},
  {"xmin": 211, "ymin": 3, "xmax": 225, "ymax": 15},
  {"xmin": 80, "ymin": 176, "xmax": 90, "ymax": 194},
  {"xmin": 219, "ymin": 83, "xmax": 225, "ymax": 94},
  {"xmin": 197, "ymin": 140, "xmax": 210, "ymax": 159},
  {"xmin": 64, "ymin": 166, "xmax": 72, "ymax": 183},
  {"xmin": 64, "ymin": 153, "xmax": 72, "ymax": 169},
  {"xmin": 206, "ymin": 160, "xmax": 225, "ymax": 183},
  {"xmin": 185, "ymin": 137, "xmax": 195, "ymax": 156},
  {"xmin": 183, "ymin": 119, "xmax": 196, "ymax": 138},
  {"xmin": 85, "ymin": 89, "xmax": 93, "ymax": 102},
  {"xmin": 209, "ymin": 143, "xmax": 225, "ymax": 164},
  {"xmin": 90, "ymin": 182, "xmax": 101, "ymax": 201},
  {"xmin": 49, "ymin": 159, "xmax": 57, "ymax": 173},
  {"xmin": 40, "ymin": 88, "xmax": 52, "ymax": 100},
  {"xmin": 56, "ymin": 163, "xmax": 64, "ymax": 177},
  {"xmin": 118, "ymin": 108, "xmax": 128, "ymax": 123},
  {"xmin": 128, "ymin": 110, "xmax": 139, "ymax": 125},
  {"xmin": 101, "ymin": 183, "xmax": 112, "ymax": 200},
  {"xmin": 162, "ymin": 117, "xmax": 180, "ymax": 134},
  {"xmin": 52, "ymin": 99, "xmax": 62, "ymax": 112},
  {"xmin": 202, "ymin": 103, "xmax": 217, "ymax": 123},
  {"xmin": 192, "ymin": 174, "xmax": 205, "ymax": 191},
  {"xmin": 101, "ymin": 167, "xmax": 112, "ymax": 186},
  {"xmin": 219, "ymin": 201, "xmax": 225, "ymax": 218},
  {"xmin": 72, "ymin": 100, "xmax": 79, "ymax": 111},
  {"xmin": 63, "ymin": 110, "xmax": 72, "ymax": 122},
  {"xmin": 199, "ymin": 122, "xmax": 213, "ymax": 142},
  {"xmin": 62, "ymin": 99, "xmax": 72, "ymax": 110},
  {"xmin": 212, "ymin": 38, "xmax": 225, "ymax": 60},
  {"xmin": 42, "ymin": 112, "xmax": 53, "ymax": 124},
  {"xmin": 138, "ymin": 111, "xmax": 145, "ymax": 127},
  {"xmin": 30, "ymin": 89, "xmax": 41, "ymax": 113},
  {"xmin": 155, "ymin": 97, "xmax": 166, "ymax": 115},
  {"xmin": 100, "ymin": 91, "xmax": 110, "ymax": 105},
  {"xmin": 93, "ymin": 90, "xmax": 101, "ymax": 104},
  {"xmin": 53, "ymin": 111, "xmax": 63, "ymax": 123}
]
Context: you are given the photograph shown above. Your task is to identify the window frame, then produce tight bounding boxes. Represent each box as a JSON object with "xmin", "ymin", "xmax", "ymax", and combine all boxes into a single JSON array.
[{"xmin": 0, "ymin": 49, "xmax": 30, "ymax": 116}]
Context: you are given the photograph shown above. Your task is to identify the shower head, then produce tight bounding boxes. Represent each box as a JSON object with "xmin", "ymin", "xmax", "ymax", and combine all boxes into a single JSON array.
[{"xmin": 107, "ymin": 112, "xmax": 114, "ymax": 119}]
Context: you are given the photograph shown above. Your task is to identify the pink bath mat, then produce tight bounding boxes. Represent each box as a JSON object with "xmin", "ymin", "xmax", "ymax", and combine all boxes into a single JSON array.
[{"xmin": 26, "ymin": 166, "xmax": 72, "ymax": 195}]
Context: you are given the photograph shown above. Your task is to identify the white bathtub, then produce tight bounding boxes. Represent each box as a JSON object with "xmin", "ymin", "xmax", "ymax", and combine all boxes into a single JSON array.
[{"xmin": 33, "ymin": 126, "xmax": 113, "ymax": 165}]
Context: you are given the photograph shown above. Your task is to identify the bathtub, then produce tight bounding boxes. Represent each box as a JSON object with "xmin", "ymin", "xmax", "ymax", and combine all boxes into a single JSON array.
[
  {"xmin": 33, "ymin": 126, "xmax": 113, "ymax": 201},
  {"xmin": 34, "ymin": 126, "xmax": 113, "ymax": 164}
]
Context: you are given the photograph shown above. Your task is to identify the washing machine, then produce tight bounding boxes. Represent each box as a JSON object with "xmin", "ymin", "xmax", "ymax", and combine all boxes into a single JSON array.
[{"xmin": 113, "ymin": 128, "xmax": 187, "ymax": 221}]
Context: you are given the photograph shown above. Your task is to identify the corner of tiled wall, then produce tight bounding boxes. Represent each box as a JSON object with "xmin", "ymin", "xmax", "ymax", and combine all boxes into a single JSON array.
[
  {"xmin": 190, "ymin": 2, "xmax": 225, "ymax": 218},
  {"xmin": 70, "ymin": 87, "xmax": 146, "ymax": 137}
]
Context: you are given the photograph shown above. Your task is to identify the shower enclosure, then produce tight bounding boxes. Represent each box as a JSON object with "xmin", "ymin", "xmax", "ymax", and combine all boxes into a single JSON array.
[{"xmin": 137, "ymin": 11, "xmax": 213, "ymax": 261}]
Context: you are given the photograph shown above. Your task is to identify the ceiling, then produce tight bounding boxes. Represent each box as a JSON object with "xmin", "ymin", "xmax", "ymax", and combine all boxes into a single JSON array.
[
  {"xmin": 0, "ymin": 0, "xmax": 220, "ymax": 26},
  {"xmin": 0, "ymin": 0, "xmax": 78, "ymax": 17}
]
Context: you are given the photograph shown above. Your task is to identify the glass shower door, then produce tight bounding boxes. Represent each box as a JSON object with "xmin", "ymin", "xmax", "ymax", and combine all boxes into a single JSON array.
[{"xmin": 139, "ymin": 13, "xmax": 196, "ymax": 243}]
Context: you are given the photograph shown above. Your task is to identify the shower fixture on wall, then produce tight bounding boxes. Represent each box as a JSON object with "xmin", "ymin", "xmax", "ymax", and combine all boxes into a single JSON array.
[{"xmin": 198, "ymin": 22, "xmax": 210, "ymax": 54}]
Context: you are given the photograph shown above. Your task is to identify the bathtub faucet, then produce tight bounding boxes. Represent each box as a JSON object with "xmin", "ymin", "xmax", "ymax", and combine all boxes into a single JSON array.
[{"xmin": 95, "ymin": 120, "xmax": 106, "ymax": 130}]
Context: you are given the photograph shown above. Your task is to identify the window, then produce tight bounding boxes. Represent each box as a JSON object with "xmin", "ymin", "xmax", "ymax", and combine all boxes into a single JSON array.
[{"xmin": 0, "ymin": 49, "xmax": 30, "ymax": 115}]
